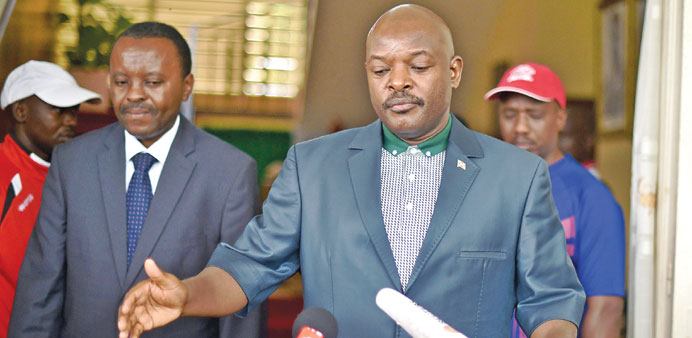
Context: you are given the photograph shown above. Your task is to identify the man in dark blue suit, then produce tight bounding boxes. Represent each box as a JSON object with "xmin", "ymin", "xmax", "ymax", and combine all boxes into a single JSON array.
[
  {"xmin": 118, "ymin": 5, "xmax": 585, "ymax": 338},
  {"xmin": 9, "ymin": 22, "xmax": 263, "ymax": 337}
]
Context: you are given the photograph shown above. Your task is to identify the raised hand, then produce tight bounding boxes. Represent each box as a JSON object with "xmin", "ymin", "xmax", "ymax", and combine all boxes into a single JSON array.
[{"xmin": 117, "ymin": 258, "xmax": 188, "ymax": 338}]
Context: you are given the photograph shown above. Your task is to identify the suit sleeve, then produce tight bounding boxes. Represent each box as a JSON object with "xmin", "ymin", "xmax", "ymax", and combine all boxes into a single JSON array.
[
  {"xmin": 8, "ymin": 145, "xmax": 68, "ymax": 337},
  {"xmin": 514, "ymin": 160, "xmax": 586, "ymax": 335},
  {"xmin": 217, "ymin": 156, "xmax": 265, "ymax": 337},
  {"xmin": 208, "ymin": 146, "xmax": 301, "ymax": 316}
]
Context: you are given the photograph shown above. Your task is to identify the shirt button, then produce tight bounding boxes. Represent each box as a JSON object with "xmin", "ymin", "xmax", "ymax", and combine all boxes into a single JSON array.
[
  {"xmin": 405, "ymin": 202, "xmax": 413, "ymax": 211},
  {"xmin": 408, "ymin": 174, "xmax": 415, "ymax": 182},
  {"xmin": 426, "ymin": 151, "xmax": 431, "ymax": 156},
  {"xmin": 393, "ymin": 150, "xmax": 398, "ymax": 155}
]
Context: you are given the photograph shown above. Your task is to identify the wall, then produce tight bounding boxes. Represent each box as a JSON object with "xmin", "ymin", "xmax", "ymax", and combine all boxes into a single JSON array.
[
  {"xmin": 299, "ymin": 0, "xmax": 632, "ymax": 221},
  {"xmin": 297, "ymin": 0, "xmax": 503, "ymax": 140},
  {"xmin": 0, "ymin": 0, "xmax": 633, "ymax": 220},
  {"xmin": 0, "ymin": 0, "xmax": 56, "ymax": 136}
]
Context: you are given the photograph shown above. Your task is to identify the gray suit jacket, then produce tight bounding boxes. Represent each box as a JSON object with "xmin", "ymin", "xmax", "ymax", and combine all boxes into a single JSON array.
[
  {"xmin": 209, "ymin": 116, "xmax": 585, "ymax": 337},
  {"xmin": 9, "ymin": 116, "xmax": 263, "ymax": 337}
]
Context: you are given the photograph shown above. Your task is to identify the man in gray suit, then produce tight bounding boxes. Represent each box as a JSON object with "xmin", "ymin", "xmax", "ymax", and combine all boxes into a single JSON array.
[
  {"xmin": 9, "ymin": 22, "xmax": 263, "ymax": 337},
  {"xmin": 119, "ymin": 5, "xmax": 585, "ymax": 338}
]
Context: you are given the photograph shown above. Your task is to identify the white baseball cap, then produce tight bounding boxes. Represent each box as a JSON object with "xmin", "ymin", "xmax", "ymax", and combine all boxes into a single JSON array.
[{"xmin": 1, "ymin": 60, "xmax": 102, "ymax": 110}]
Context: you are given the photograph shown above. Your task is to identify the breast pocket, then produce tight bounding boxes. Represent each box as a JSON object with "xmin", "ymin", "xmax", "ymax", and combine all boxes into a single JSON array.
[{"xmin": 458, "ymin": 250, "xmax": 507, "ymax": 260}]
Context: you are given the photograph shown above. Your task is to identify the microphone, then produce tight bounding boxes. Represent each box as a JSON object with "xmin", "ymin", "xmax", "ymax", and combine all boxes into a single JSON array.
[
  {"xmin": 292, "ymin": 307, "xmax": 339, "ymax": 338},
  {"xmin": 376, "ymin": 288, "xmax": 468, "ymax": 338}
]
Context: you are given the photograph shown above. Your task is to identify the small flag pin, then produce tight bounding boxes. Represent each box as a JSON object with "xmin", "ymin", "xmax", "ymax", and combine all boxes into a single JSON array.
[{"xmin": 457, "ymin": 159, "xmax": 466, "ymax": 170}]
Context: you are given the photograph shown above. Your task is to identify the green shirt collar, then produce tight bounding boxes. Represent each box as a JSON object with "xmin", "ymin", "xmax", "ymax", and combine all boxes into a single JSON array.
[{"xmin": 382, "ymin": 114, "xmax": 452, "ymax": 157}]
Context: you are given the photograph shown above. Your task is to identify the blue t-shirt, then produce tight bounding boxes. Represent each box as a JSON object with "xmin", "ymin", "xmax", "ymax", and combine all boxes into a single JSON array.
[{"xmin": 511, "ymin": 155, "xmax": 625, "ymax": 337}]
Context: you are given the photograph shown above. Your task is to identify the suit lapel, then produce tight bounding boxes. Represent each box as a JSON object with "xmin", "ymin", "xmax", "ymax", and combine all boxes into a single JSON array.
[
  {"xmin": 406, "ymin": 117, "xmax": 483, "ymax": 291},
  {"xmin": 97, "ymin": 124, "xmax": 128, "ymax": 287},
  {"xmin": 124, "ymin": 117, "xmax": 197, "ymax": 287},
  {"xmin": 348, "ymin": 121, "xmax": 403, "ymax": 290}
]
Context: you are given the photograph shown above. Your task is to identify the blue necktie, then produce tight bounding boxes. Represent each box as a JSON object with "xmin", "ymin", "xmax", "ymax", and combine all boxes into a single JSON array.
[{"xmin": 126, "ymin": 152, "xmax": 157, "ymax": 268}]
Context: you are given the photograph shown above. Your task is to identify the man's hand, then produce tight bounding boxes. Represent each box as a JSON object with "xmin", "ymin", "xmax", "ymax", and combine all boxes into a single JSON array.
[{"xmin": 117, "ymin": 258, "xmax": 187, "ymax": 338}]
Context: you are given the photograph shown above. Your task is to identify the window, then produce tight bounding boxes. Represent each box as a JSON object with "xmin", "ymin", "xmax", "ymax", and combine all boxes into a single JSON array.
[{"xmin": 56, "ymin": 0, "xmax": 313, "ymax": 118}]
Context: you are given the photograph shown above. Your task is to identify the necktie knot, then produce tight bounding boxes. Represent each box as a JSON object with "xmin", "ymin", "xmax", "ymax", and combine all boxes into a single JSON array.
[{"xmin": 132, "ymin": 152, "xmax": 157, "ymax": 173}]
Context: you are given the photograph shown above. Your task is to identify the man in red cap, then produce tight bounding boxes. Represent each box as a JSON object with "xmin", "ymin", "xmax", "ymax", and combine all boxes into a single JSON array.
[
  {"xmin": 0, "ymin": 60, "xmax": 101, "ymax": 337},
  {"xmin": 486, "ymin": 62, "xmax": 625, "ymax": 338}
]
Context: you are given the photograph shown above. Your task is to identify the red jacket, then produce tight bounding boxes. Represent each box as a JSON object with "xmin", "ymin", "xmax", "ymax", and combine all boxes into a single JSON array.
[{"xmin": 0, "ymin": 134, "xmax": 49, "ymax": 338}]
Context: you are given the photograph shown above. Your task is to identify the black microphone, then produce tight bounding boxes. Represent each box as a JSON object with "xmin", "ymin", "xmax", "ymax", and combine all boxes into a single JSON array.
[{"xmin": 291, "ymin": 307, "xmax": 339, "ymax": 338}]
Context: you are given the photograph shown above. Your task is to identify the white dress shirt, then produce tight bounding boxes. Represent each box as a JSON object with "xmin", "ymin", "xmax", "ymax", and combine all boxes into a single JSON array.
[{"xmin": 124, "ymin": 115, "xmax": 180, "ymax": 194}]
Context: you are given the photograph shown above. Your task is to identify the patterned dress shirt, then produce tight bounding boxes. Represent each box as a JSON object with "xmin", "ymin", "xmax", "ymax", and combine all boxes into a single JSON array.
[{"xmin": 380, "ymin": 115, "xmax": 451, "ymax": 290}]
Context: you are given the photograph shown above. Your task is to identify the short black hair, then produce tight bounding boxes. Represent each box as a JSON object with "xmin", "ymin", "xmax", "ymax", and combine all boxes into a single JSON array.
[{"xmin": 116, "ymin": 22, "xmax": 192, "ymax": 77}]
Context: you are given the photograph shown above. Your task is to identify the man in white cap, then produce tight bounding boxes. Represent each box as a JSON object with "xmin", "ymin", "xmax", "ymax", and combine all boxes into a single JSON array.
[
  {"xmin": 486, "ymin": 62, "xmax": 625, "ymax": 338},
  {"xmin": 0, "ymin": 60, "xmax": 101, "ymax": 337}
]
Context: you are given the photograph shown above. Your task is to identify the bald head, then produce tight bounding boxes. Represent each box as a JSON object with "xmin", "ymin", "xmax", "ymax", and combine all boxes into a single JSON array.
[
  {"xmin": 364, "ymin": 4, "xmax": 463, "ymax": 144},
  {"xmin": 366, "ymin": 4, "xmax": 455, "ymax": 60}
]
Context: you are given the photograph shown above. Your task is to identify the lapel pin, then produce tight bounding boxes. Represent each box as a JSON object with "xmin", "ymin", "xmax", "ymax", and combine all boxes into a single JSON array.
[{"xmin": 457, "ymin": 159, "xmax": 466, "ymax": 170}]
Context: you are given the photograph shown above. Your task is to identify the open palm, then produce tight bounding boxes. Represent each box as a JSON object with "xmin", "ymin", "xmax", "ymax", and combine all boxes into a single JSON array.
[{"xmin": 118, "ymin": 259, "xmax": 187, "ymax": 338}]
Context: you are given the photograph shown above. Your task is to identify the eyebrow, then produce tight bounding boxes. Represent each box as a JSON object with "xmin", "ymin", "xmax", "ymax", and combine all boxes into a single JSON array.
[
  {"xmin": 111, "ymin": 71, "xmax": 165, "ymax": 77},
  {"xmin": 410, "ymin": 50, "xmax": 429, "ymax": 57},
  {"xmin": 367, "ymin": 50, "xmax": 430, "ymax": 63}
]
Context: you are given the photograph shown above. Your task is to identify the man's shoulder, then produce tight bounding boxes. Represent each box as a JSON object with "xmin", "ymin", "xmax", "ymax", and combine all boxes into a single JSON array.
[
  {"xmin": 466, "ymin": 130, "xmax": 544, "ymax": 172},
  {"xmin": 54, "ymin": 122, "xmax": 121, "ymax": 156},
  {"xmin": 0, "ymin": 139, "xmax": 20, "ymax": 169},
  {"xmin": 0, "ymin": 149, "xmax": 19, "ymax": 182},
  {"xmin": 554, "ymin": 156, "xmax": 607, "ymax": 189},
  {"xmin": 553, "ymin": 156, "xmax": 619, "ymax": 207},
  {"xmin": 292, "ymin": 124, "xmax": 372, "ymax": 156},
  {"xmin": 299, "ymin": 125, "xmax": 366, "ymax": 146},
  {"xmin": 183, "ymin": 122, "xmax": 255, "ymax": 167}
]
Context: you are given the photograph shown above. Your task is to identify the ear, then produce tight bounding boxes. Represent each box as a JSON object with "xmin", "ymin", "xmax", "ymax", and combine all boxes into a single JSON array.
[
  {"xmin": 11, "ymin": 101, "xmax": 28, "ymax": 123},
  {"xmin": 450, "ymin": 56, "xmax": 463, "ymax": 89},
  {"xmin": 182, "ymin": 73, "xmax": 195, "ymax": 101},
  {"xmin": 556, "ymin": 106, "xmax": 567, "ymax": 132}
]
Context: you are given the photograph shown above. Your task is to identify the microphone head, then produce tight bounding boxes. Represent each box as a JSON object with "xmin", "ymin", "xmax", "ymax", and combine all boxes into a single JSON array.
[{"xmin": 291, "ymin": 307, "xmax": 338, "ymax": 338}]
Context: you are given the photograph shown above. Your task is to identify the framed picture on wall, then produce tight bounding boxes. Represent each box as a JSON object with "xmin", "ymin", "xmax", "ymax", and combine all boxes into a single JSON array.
[
  {"xmin": 598, "ymin": 0, "xmax": 645, "ymax": 136},
  {"xmin": 600, "ymin": 0, "xmax": 627, "ymax": 133}
]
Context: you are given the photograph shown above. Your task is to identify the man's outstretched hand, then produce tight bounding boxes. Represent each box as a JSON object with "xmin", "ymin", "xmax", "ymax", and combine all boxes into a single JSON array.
[{"xmin": 118, "ymin": 258, "xmax": 187, "ymax": 338}]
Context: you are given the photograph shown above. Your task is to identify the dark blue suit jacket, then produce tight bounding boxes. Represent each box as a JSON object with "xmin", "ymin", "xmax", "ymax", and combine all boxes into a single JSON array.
[
  {"xmin": 10, "ymin": 116, "xmax": 263, "ymax": 337},
  {"xmin": 210, "ymin": 116, "xmax": 585, "ymax": 337}
]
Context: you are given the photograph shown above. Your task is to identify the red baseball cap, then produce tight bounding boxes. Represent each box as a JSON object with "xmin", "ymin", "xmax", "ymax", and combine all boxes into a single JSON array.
[{"xmin": 484, "ymin": 62, "xmax": 566, "ymax": 109}]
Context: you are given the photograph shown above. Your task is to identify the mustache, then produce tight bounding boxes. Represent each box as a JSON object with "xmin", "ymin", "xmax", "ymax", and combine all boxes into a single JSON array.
[
  {"xmin": 511, "ymin": 136, "xmax": 535, "ymax": 145},
  {"xmin": 56, "ymin": 128, "xmax": 75, "ymax": 139},
  {"xmin": 382, "ymin": 92, "xmax": 425, "ymax": 110},
  {"xmin": 120, "ymin": 102, "xmax": 157, "ymax": 116}
]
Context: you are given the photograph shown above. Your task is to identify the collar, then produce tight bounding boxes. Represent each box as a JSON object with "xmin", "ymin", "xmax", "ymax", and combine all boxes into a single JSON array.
[
  {"xmin": 125, "ymin": 115, "xmax": 180, "ymax": 163},
  {"xmin": 9, "ymin": 131, "xmax": 51, "ymax": 167},
  {"xmin": 382, "ymin": 113, "xmax": 452, "ymax": 156}
]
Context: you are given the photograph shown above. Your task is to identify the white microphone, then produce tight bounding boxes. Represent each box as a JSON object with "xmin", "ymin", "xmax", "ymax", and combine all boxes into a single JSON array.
[{"xmin": 376, "ymin": 288, "xmax": 468, "ymax": 338}]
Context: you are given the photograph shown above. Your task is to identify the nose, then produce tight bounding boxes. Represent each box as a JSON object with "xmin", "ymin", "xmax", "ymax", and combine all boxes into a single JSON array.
[
  {"xmin": 62, "ymin": 108, "xmax": 78, "ymax": 127},
  {"xmin": 515, "ymin": 113, "xmax": 530, "ymax": 134},
  {"xmin": 127, "ymin": 80, "xmax": 146, "ymax": 102},
  {"xmin": 388, "ymin": 64, "xmax": 412, "ymax": 92}
]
